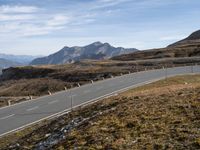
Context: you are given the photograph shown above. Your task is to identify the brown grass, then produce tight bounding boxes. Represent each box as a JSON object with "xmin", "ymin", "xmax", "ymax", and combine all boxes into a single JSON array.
[{"xmin": 0, "ymin": 74, "xmax": 200, "ymax": 150}]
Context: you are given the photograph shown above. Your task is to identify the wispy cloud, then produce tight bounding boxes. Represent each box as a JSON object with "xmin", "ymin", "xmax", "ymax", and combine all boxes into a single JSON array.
[
  {"xmin": 0, "ymin": 4, "xmax": 72, "ymax": 36},
  {"xmin": 46, "ymin": 14, "xmax": 71, "ymax": 26},
  {"xmin": 0, "ymin": 14, "xmax": 35, "ymax": 21},
  {"xmin": 91, "ymin": 0, "xmax": 131, "ymax": 9},
  {"xmin": 0, "ymin": 5, "xmax": 39, "ymax": 13},
  {"xmin": 0, "ymin": 0, "xmax": 199, "ymax": 55}
]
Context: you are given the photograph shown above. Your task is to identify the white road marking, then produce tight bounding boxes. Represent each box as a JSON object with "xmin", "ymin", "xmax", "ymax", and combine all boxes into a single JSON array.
[
  {"xmin": 48, "ymin": 100, "xmax": 59, "ymax": 105},
  {"xmin": 0, "ymin": 66, "xmax": 199, "ymax": 137},
  {"xmin": 26, "ymin": 106, "xmax": 39, "ymax": 111},
  {"xmin": 0, "ymin": 114, "xmax": 15, "ymax": 120}
]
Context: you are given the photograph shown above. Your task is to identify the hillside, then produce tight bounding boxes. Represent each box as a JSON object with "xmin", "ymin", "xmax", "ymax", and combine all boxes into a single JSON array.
[
  {"xmin": 1, "ymin": 75, "xmax": 200, "ymax": 149},
  {"xmin": 0, "ymin": 57, "xmax": 199, "ymax": 102},
  {"xmin": 168, "ymin": 30, "xmax": 200, "ymax": 47},
  {"xmin": 30, "ymin": 42, "xmax": 137, "ymax": 65},
  {"xmin": 112, "ymin": 30, "xmax": 200, "ymax": 61}
]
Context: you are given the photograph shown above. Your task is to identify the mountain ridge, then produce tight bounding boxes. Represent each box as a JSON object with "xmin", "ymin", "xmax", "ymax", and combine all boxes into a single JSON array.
[
  {"xmin": 30, "ymin": 42, "xmax": 138, "ymax": 65},
  {"xmin": 0, "ymin": 58, "xmax": 22, "ymax": 69},
  {"xmin": 168, "ymin": 30, "xmax": 200, "ymax": 47},
  {"xmin": 112, "ymin": 30, "xmax": 200, "ymax": 61},
  {"xmin": 0, "ymin": 53, "xmax": 41, "ymax": 64}
]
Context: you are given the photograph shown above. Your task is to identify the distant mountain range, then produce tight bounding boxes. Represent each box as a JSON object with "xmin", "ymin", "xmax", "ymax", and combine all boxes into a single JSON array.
[
  {"xmin": 0, "ymin": 53, "xmax": 40, "ymax": 64},
  {"xmin": 30, "ymin": 42, "xmax": 138, "ymax": 65},
  {"xmin": 0, "ymin": 57, "xmax": 22, "ymax": 68},
  {"xmin": 0, "ymin": 58, "xmax": 22, "ymax": 74},
  {"xmin": 112, "ymin": 30, "xmax": 200, "ymax": 61},
  {"xmin": 0, "ymin": 53, "xmax": 41, "ymax": 73}
]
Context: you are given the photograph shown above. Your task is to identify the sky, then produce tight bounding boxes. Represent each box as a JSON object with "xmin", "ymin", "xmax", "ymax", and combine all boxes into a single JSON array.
[{"xmin": 0, "ymin": 0, "xmax": 200, "ymax": 56}]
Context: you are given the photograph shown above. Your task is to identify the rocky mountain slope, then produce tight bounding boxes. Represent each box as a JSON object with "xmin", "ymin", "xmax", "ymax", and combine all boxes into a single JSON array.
[
  {"xmin": 30, "ymin": 42, "xmax": 137, "ymax": 65},
  {"xmin": 112, "ymin": 30, "xmax": 200, "ymax": 61}
]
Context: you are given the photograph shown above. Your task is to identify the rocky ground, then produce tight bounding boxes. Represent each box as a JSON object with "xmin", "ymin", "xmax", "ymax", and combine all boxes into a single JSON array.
[{"xmin": 0, "ymin": 75, "xmax": 200, "ymax": 150}]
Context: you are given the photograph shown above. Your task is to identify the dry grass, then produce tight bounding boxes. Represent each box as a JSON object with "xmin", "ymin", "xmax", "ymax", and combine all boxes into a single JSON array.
[
  {"xmin": 112, "ymin": 41, "xmax": 200, "ymax": 61},
  {"xmin": 0, "ymin": 74, "xmax": 200, "ymax": 150},
  {"xmin": 0, "ymin": 58, "xmax": 198, "ymax": 99}
]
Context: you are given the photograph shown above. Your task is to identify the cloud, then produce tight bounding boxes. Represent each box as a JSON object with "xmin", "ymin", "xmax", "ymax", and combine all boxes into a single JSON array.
[
  {"xmin": 0, "ymin": 5, "xmax": 39, "ymax": 13},
  {"xmin": 22, "ymin": 25, "xmax": 65, "ymax": 36},
  {"xmin": 91, "ymin": 0, "xmax": 131, "ymax": 10},
  {"xmin": 0, "ymin": 14, "xmax": 35, "ymax": 21},
  {"xmin": 0, "ymin": 4, "xmax": 72, "ymax": 36},
  {"xmin": 46, "ymin": 15, "xmax": 71, "ymax": 26}
]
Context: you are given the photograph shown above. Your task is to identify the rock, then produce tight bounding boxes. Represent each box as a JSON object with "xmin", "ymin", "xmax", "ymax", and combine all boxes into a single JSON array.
[{"xmin": 134, "ymin": 96, "xmax": 140, "ymax": 99}]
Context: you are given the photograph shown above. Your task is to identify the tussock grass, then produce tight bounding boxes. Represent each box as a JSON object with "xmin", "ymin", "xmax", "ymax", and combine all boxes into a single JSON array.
[{"xmin": 0, "ymin": 75, "xmax": 200, "ymax": 150}]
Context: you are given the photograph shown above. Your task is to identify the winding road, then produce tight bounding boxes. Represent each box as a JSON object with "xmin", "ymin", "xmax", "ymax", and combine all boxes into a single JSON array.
[{"xmin": 0, "ymin": 65, "xmax": 199, "ymax": 137}]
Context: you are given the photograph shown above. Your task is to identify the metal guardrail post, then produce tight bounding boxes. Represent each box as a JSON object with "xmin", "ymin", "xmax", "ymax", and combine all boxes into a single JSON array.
[
  {"xmin": 29, "ymin": 95, "xmax": 33, "ymax": 100},
  {"xmin": 7, "ymin": 100, "xmax": 11, "ymax": 106},
  {"xmin": 48, "ymin": 91, "xmax": 52, "ymax": 95},
  {"xmin": 77, "ymin": 83, "xmax": 81, "ymax": 87},
  {"xmin": 64, "ymin": 87, "xmax": 67, "ymax": 91}
]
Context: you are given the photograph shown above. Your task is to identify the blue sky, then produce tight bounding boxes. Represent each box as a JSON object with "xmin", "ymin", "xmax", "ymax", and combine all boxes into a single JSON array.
[{"xmin": 0, "ymin": 0, "xmax": 200, "ymax": 55}]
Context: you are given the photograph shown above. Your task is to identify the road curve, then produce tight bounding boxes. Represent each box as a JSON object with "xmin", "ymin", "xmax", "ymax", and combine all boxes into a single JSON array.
[{"xmin": 0, "ymin": 65, "xmax": 199, "ymax": 137}]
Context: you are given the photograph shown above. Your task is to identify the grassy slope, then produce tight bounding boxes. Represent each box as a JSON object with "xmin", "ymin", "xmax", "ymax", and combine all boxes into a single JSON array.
[
  {"xmin": 112, "ymin": 41, "xmax": 200, "ymax": 61},
  {"xmin": 0, "ymin": 75, "xmax": 200, "ymax": 149}
]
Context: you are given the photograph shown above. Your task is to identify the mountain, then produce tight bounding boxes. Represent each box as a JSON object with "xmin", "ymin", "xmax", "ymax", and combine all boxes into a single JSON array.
[
  {"xmin": 0, "ymin": 58, "xmax": 22, "ymax": 74},
  {"xmin": 168, "ymin": 30, "xmax": 200, "ymax": 47},
  {"xmin": 0, "ymin": 58, "xmax": 22, "ymax": 67},
  {"xmin": 30, "ymin": 42, "xmax": 138, "ymax": 65},
  {"xmin": 0, "ymin": 53, "xmax": 41, "ymax": 65},
  {"xmin": 112, "ymin": 30, "xmax": 200, "ymax": 61}
]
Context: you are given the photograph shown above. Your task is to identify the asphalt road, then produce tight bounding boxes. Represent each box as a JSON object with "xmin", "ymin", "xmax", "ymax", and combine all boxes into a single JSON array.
[{"xmin": 0, "ymin": 65, "xmax": 199, "ymax": 137}]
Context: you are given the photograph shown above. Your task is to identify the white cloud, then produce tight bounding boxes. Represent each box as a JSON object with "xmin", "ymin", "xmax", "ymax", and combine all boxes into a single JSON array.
[
  {"xmin": 0, "ymin": 4, "xmax": 72, "ymax": 36},
  {"xmin": 0, "ymin": 14, "xmax": 35, "ymax": 21},
  {"xmin": 46, "ymin": 15, "xmax": 71, "ymax": 26},
  {"xmin": 0, "ymin": 5, "xmax": 39, "ymax": 13},
  {"xmin": 91, "ymin": 0, "xmax": 131, "ymax": 10}
]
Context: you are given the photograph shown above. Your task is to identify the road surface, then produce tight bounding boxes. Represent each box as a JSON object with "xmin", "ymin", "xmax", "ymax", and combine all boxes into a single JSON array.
[{"xmin": 0, "ymin": 65, "xmax": 199, "ymax": 137}]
